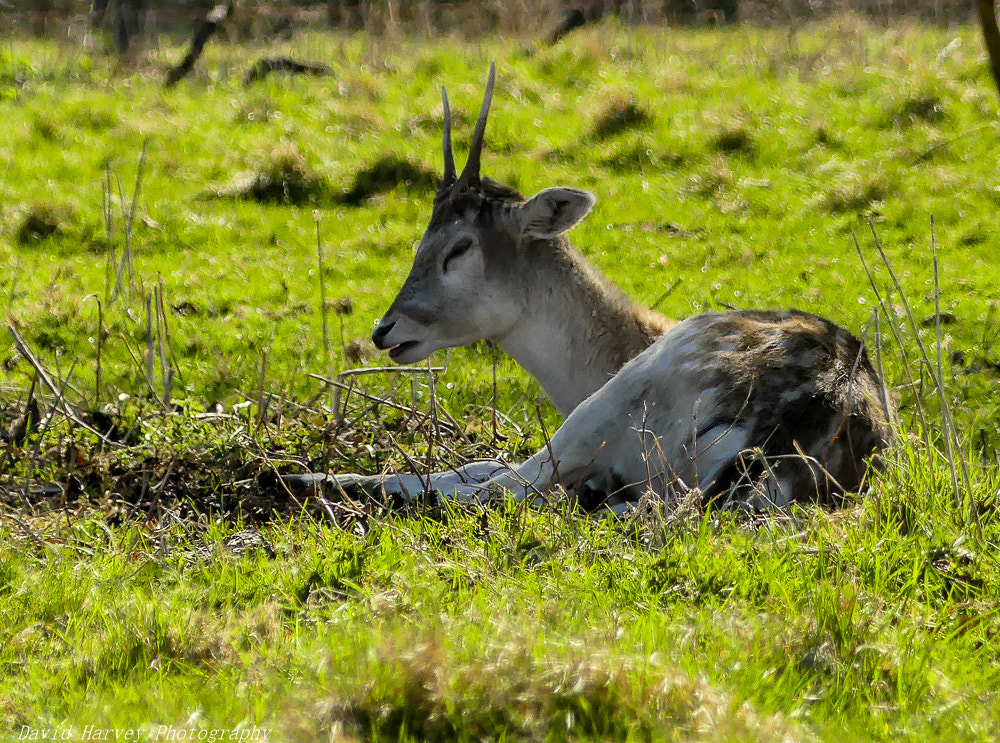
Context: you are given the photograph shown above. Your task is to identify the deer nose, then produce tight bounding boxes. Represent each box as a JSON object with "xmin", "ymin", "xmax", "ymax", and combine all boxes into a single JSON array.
[{"xmin": 372, "ymin": 321, "xmax": 395, "ymax": 349}]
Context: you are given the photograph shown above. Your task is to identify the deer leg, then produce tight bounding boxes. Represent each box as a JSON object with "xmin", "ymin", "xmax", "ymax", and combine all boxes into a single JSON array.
[
  {"xmin": 458, "ymin": 400, "xmax": 642, "ymax": 505},
  {"xmin": 280, "ymin": 458, "xmax": 513, "ymax": 503}
]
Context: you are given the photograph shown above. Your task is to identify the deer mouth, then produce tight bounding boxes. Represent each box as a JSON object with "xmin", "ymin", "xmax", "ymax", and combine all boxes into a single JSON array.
[{"xmin": 388, "ymin": 341, "xmax": 420, "ymax": 361}]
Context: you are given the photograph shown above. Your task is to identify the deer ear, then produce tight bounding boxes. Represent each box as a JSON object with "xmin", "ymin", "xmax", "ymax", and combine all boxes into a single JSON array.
[{"xmin": 517, "ymin": 187, "xmax": 596, "ymax": 239}]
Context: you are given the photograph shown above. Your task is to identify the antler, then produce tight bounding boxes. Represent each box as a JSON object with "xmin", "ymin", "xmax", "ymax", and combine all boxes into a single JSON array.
[
  {"xmin": 441, "ymin": 86, "xmax": 456, "ymax": 187},
  {"xmin": 456, "ymin": 61, "xmax": 496, "ymax": 191}
]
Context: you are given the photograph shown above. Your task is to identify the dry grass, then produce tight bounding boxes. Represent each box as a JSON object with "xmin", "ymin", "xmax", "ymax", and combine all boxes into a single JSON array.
[
  {"xmin": 217, "ymin": 144, "xmax": 333, "ymax": 206},
  {"xmin": 305, "ymin": 626, "xmax": 811, "ymax": 742},
  {"xmin": 821, "ymin": 169, "xmax": 893, "ymax": 213}
]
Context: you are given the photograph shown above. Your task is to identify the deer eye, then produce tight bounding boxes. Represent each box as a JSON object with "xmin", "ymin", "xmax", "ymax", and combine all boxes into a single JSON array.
[{"xmin": 443, "ymin": 237, "xmax": 474, "ymax": 272}]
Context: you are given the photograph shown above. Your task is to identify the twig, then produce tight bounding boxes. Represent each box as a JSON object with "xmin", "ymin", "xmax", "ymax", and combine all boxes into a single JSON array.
[
  {"xmin": 112, "ymin": 139, "xmax": 149, "ymax": 301},
  {"xmin": 155, "ymin": 277, "xmax": 175, "ymax": 407},
  {"xmin": 145, "ymin": 292, "xmax": 155, "ymax": 401},
  {"xmin": 649, "ymin": 278, "xmax": 683, "ymax": 311},
  {"xmin": 425, "ymin": 358, "xmax": 441, "ymax": 469},
  {"xmin": 306, "ymin": 374, "xmax": 456, "ymax": 434},
  {"xmin": 6, "ymin": 324, "xmax": 124, "ymax": 448},
  {"xmin": 491, "ymin": 344, "xmax": 499, "ymax": 445},
  {"xmin": 256, "ymin": 349, "xmax": 269, "ymax": 431},
  {"xmin": 4, "ymin": 376, "xmax": 37, "ymax": 462},
  {"xmin": 119, "ymin": 332, "xmax": 168, "ymax": 407},
  {"xmin": 102, "ymin": 164, "xmax": 116, "ymax": 304},
  {"xmin": 872, "ymin": 310, "xmax": 892, "ymax": 432},
  {"xmin": 22, "ymin": 357, "xmax": 78, "ymax": 515},
  {"xmin": 931, "ymin": 227, "xmax": 980, "ymax": 536},
  {"xmin": 318, "ymin": 365, "xmax": 444, "ymax": 421},
  {"xmin": 854, "ymin": 230, "xmax": 930, "ymax": 446},
  {"xmin": 314, "ymin": 217, "xmax": 338, "ymax": 413},
  {"xmin": 385, "ymin": 437, "xmax": 431, "ymax": 504},
  {"xmin": 82, "ymin": 294, "xmax": 104, "ymax": 403}
]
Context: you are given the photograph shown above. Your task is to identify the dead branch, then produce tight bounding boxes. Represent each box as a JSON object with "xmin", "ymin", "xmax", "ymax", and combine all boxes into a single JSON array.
[
  {"xmin": 6, "ymin": 324, "xmax": 125, "ymax": 448},
  {"xmin": 165, "ymin": 3, "xmax": 233, "ymax": 88}
]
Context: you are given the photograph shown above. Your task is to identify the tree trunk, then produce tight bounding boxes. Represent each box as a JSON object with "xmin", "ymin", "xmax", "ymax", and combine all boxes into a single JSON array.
[
  {"xmin": 89, "ymin": 0, "xmax": 110, "ymax": 29},
  {"xmin": 979, "ymin": 0, "xmax": 1000, "ymax": 95}
]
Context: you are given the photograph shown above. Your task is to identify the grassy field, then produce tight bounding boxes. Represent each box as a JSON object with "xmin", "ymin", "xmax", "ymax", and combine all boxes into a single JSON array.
[{"xmin": 2, "ymin": 15, "xmax": 1000, "ymax": 741}]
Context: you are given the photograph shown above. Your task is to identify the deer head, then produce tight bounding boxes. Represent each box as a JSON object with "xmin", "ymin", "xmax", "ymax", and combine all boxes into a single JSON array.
[{"xmin": 371, "ymin": 63, "xmax": 596, "ymax": 364}]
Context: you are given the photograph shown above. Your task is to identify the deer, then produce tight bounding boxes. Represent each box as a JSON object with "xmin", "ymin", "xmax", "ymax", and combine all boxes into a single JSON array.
[{"xmin": 283, "ymin": 64, "xmax": 895, "ymax": 515}]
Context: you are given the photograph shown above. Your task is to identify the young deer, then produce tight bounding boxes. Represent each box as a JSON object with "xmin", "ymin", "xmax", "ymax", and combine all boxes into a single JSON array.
[{"xmin": 286, "ymin": 64, "xmax": 894, "ymax": 513}]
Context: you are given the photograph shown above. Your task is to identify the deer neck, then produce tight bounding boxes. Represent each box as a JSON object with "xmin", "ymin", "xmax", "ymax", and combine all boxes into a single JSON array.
[{"xmin": 494, "ymin": 245, "xmax": 673, "ymax": 417}]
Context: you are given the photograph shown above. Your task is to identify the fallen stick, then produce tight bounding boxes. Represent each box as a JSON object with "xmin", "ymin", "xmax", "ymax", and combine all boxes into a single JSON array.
[{"xmin": 243, "ymin": 57, "xmax": 331, "ymax": 86}]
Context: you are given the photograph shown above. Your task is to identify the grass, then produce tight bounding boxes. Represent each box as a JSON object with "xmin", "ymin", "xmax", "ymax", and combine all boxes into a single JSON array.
[
  {"xmin": 2, "ymin": 14, "xmax": 1000, "ymax": 741},
  {"xmin": 4, "ymin": 471, "xmax": 1000, "ymax": 740},
  {"xmin": 3, "ymin": 21, "xmax": 1000, "ymax": 410}
]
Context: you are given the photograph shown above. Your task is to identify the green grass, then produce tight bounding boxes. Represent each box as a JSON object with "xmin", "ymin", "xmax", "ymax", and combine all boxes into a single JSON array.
[
  {"xmin": 2, "ymin": 15, "xmax": 1000, "ymax": 741},
  {"xmin": 3, "ymin": 20, "xmax": 1000, "ymax": 411},
  {"xmin": 4, "ymin": 471, "xmax": 1000, "ymax": 740}
]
